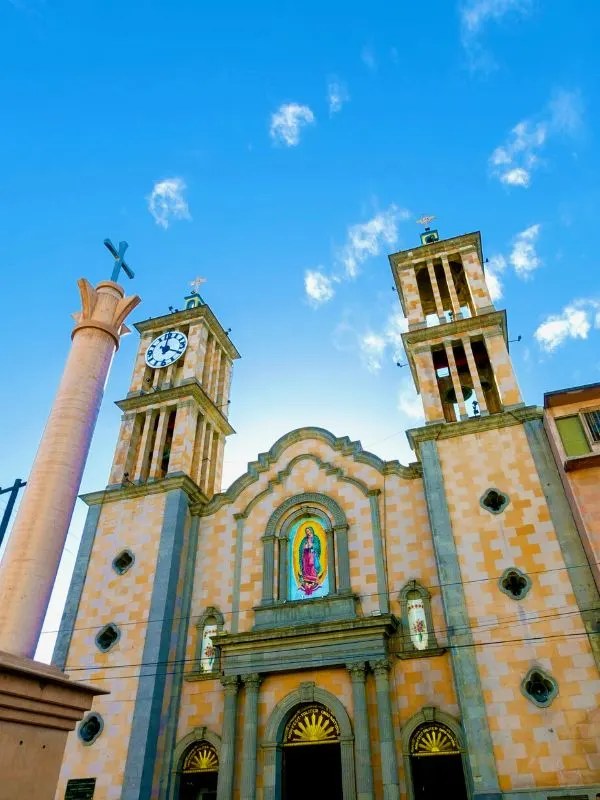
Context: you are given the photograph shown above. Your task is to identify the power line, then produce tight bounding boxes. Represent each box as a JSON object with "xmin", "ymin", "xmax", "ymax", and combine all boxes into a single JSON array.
[
  {"xmin": 39, "ymin": 555, "xmax": 600, "ymax": 638},
  {"xmin": 64, "ymin": 625, "xmax": 600, "ymax": 687}
]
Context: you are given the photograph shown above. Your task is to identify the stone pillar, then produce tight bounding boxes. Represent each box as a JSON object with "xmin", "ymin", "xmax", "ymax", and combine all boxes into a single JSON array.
[
  {"xmin": 413, "ymin": 346, "xmax": 445, "ymax": 423},
  {"xmin": 441, "ymin": 254, "xmax": 462, "ymax": 319},
  {"xmin": 397, "ymin": 267, "xmax": 424, "ymax": 329},
  {"xmin": 240, "ymin": 674, "xmax": 262, "ymax": 800},
  {"xmin": 426, "ymin": 260, "xmax": 446, "ymax": 323},
  {"xmin": 326, "ymin": 527, "xmax": 337, "ymax": 594},
  {"xmin": 463, "ymin": 337, "xmax": 488, "ymax": 415},
  {"xmin": 372, "ymin": 659, "xmax": 400, "ymax": 800},
  {"xmin": 0, "ymin": 278, "xmax": 139, "ymax": 658},
  {"xmin": 334, "ymin": 524, "xmax": 351, "ymax": 594},
  {"xmin": 217, "ymin": 675, "xmax": 240, "ymax": 800},
  {"xmin": 347, "ymin": 662, "xmax": 374, "ymax": 800},
  {"xmin": 444, "ymin": 341, "xmax": 468, "ymax": 420},
  {"xmin": 262, "ymin": 536, "xmax": 275, "ymax": 603}
]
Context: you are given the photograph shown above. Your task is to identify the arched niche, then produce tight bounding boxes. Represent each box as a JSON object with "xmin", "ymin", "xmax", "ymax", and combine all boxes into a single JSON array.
[
  {"xmin": 168, "ymin": 727, "xmax": 222, "ymax": 800},
  {"xmin": 398, "ymin": 581, "xmax": 441, "ymax": 657},
  {"xmin": 262, "ymin": 682, "xmax": 356, "ymax": 800},
  {"xmin": 192, "ymin": 607, "xmax": 225, "ymax": 678},
  {"xmin": 401, "ymin": 708, "xmax": 472, "ymax": 800},
  {"xmin": 261, "ymin": 492, "xmax": 351, "ymax": 605}
]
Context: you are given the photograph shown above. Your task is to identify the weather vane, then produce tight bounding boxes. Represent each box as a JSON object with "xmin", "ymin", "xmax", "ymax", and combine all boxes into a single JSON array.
[
  {"xmin": 190, "ymin": 276, "xmax": 206, "ymax": 295},
  {"xmin": 416, "ymin": 215, "xmax": 436, "ymax": 231}
]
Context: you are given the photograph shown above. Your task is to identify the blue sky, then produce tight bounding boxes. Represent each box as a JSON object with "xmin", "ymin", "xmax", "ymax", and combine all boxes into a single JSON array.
[{"xmin": 0, "ymin": 0, "xmax": 599, "ymax": 661}]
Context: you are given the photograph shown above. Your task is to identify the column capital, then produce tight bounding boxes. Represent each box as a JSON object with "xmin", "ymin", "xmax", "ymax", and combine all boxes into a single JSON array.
[
  {"xmin": 346, "ymin": 661, "xmax": 367, "ymax": 682},
  {"xmin": 241, "ymin": 673, "xmax": 262, "ymax": 690},
  {"xmin": 221, "ymin": 674, "xmax": 240, "ymax": 695},
  {"xmin": 371, "ymin": 658, "xmax": 392, "ymax": 676}
]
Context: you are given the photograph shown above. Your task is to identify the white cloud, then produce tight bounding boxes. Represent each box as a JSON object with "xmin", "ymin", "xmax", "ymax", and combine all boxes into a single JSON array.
[
  {"xmin": 485, "ymin": 254, "xmax": 507, "ymax": 301},
  {"xmin": 510, "ymin": 224, "xmax": 541, "ymax": 277},
  {"xmin": 303, "ymin": 205, "xmax": 409, "ymax": 306},
  {"xmin": 549, "ymin": 89, "xmax": 584, "ymax": 135},
  {"xmin": 361, "ymin": 44, "xmax": 377, "ymax": 71},
  {"xmin": 359, "ymin": 332, "xmax": 387, "ymax": 372},
  {"xmin": 460, "ymin": 0, "xmax": 532, "ymax": 70},
  {"xmin": 342, "ymin": 206, "xmax": 407, "ymax": 279},
  {"xmin": 269, "ymin": 103, "xmax": 315, "ymax": 147},
  {"xmin": 500, "ymin": 167, "xmax": 531, "ymax": 187},
  {"xmin": 305, "ymin": 270, "xmax": 335, "ymax": 306},
  {"xmin": 534, "ymin": 303, "xmax": 596, "ymax": 352},
  {"xmin": 489, "ymin": 91, "xmax": 584, "ymax": 188},
  {"xmin": 398, "ymin": 377, "xmax": 424, "ymax": 421},
  {"xmin": 147, "ymin": 177, "xmax": 191, "ymax": 229},
  {"xmin": 327, "ymin": 77, "xmax": 349, "ymax": 115},
  {"xmin": 385, "ymin": 310, "xmax": 409, "ymax": 359}
]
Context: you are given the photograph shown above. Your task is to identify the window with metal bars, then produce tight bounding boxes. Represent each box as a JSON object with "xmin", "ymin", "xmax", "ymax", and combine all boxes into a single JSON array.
[{"xmin": 584, "ymin": 409, "xmax": 600, "ymax": 443}]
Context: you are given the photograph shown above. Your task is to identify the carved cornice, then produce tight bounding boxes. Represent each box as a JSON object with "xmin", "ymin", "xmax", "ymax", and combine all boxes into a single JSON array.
[
  {"xmin": 402, "ymin": 309, "xmax": 508, "ymax": 350},
  {"xmin": 80, "ymin": 473, "xmax": 208, "ymax": 508},
  {"xmin": 407, "ymin": 406, "xmax": 544, "ymax": 457},
  {"xmin": 197, "ymin": 427, "xmax": 421, "ymax": 517},
  {"xmin": 389, "ymin": 231, "xmax": 483, "ymax": 272},
  {"xmin": 134, "ymin": 304, "xmax": 240, "ymax": 360},
  {"xmin": 116, "ymin": 379, "xmax": 235, "ymax": 436}
]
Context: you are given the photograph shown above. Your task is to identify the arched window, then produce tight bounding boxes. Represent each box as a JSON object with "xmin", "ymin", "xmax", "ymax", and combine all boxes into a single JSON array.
[
  {"xmin": 409, "ymin": 721, "xmax": 468, "ymax": 800},
  {"xmin": 178, "ymin": 740, "xmax": 219, "ymax": 800},
  {"xmin": 193, "ymin": 607, "xmax": 225, "ymax": 677},
  {"xmin": 398, "ymin": 582, "xmax": 441, "ymax": 658}
]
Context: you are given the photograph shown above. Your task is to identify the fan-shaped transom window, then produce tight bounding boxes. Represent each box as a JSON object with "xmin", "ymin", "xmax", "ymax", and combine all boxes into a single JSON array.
[
  {"xmin": 78, "ymin": 712, "xmax": 104, "ymax": 745},
  {"xmin": 480, "ymin": 488, "xmax": 510, "ymax": 514},
  {"xmin": 410, "ymin": 722, "xmax": 461, "ymax": 757},
  {"xmin": 284, "ymin": 703, "xmax": 340, "ymax": 746},
  {"xmin": 95, "ymin": 623, "xmax": 120, "ymax": 652},
  {"xmin": 112, "ymin": 549, "xmax": 134, "ymax": 575},
  {"xmin": 182, "ymin": 741, "xmax": 219, "ymax": 774}
]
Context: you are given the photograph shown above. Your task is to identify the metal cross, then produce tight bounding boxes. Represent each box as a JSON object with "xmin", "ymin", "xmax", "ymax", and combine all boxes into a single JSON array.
[
  {"xmin": 104, "ymin": 238, "xmax": 135, "ymax": 283},
  {"xmin": 190, "ymin": 276, "xmax": 206, "ymax": 294}
]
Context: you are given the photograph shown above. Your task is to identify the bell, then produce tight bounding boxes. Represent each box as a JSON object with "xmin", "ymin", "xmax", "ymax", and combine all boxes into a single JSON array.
[{"xmin": 444, "ymin": 385, "xmax": 474, "ymax": 404}]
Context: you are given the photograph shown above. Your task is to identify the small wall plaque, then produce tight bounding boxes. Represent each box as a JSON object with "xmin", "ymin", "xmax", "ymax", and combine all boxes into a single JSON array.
[{"xmin": 65, "ymin": 778, "xmax": 96, "ymax": 799}]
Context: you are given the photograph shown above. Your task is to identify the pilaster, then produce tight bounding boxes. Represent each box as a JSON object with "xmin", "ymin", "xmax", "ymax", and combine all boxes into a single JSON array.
[
  {"xmin": 347, "ymin": 662, "xmax": 374, "ymax": 800},
  {"xmin": 371, "ymin": 658, "xmax": 400, "ymax": 800},
  {"xmin": 216, "ymin": 675, "xmax": 240, "ymax": 800},
  {"xmin": 240, "ymin": 674, "xmax": 262, "ymax": 800}
]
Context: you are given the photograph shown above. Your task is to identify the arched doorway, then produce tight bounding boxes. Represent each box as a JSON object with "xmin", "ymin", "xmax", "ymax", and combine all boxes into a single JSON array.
[
  {"xmin": 178, "ymin": 740, "xmax": 219, "ymax": 800},
  {"xmin": 409, "ymin": 722, "xmax": 468, "ymax": 800},
  {"xmin": 281, "ymin": 703, "xmax": 343, "ymax": 800}
]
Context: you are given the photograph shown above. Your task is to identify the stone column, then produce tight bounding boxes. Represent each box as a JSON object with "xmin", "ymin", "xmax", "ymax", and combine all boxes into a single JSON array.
[
  {"xmin": 347, "ymin": 662, "xmax": 374, "ymax": 800},
  {"xmin": 334, "ymin": 524, "xmax": 351, "ymax": 594},
  {"xmin": 217, "ymin": 676, "xmax": 240, "ymax": 800},
  {"xmin": 262, "ymin": 536, "xmax": 275, "ymax": 603},
  {"xmin": 441, "ymin": 254, "xmax": 462, "ymax": 319},
  {"xmin": 240, "ymin": 674, "xmax": 262, "ymax": 800},
  {"xmin": 0, "ymin": 278, "xmax": 139, "ymax": 658},
  {"xmin": 372, "ymin": 659, "xmax": 400, "ymax": 800},
  {"xmin": 426, "ymin": 260, "xmax": 446, "ymax": 323},
  {"xmin": 325, "ymin": 527, "xmax": 337, "ymax": 594}
]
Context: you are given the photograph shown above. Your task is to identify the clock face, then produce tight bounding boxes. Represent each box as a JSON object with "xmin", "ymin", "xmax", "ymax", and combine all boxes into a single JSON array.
[{"xmin": 145, "ymin": 330, "xmax": 188, "ymax": 369}]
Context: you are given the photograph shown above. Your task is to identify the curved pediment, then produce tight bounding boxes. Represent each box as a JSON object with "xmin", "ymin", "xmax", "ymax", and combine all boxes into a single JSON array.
[{"xmin": 198, "ymin": 426, "xmax": 420, "ymax": 515}]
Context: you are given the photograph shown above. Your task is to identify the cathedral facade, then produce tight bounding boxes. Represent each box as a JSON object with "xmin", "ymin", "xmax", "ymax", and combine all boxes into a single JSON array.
[{"xmin": 54, "ymin": 230, "xmax": 600, "ymax": 800}]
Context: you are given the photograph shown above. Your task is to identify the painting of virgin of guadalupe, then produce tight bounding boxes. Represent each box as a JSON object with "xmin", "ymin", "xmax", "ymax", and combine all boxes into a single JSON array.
[{"xmin": 289, "ymin": 518, "xmax": 329, "ymax": 601}]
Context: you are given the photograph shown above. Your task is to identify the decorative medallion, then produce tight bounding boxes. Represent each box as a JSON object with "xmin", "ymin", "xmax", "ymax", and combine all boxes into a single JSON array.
[
  {"xmin": 410, "ymin": 723, "xmax": 460, "ymax": 757},
  {"xmin": 182, "ymin": 741, "xmax": 219, "ymax": 773},
  {"xmin": 284, "ymin": 704, "xmax": 340, "ymax": 746}
]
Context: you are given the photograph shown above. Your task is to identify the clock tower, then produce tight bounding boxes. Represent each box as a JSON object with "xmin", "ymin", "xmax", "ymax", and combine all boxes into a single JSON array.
[{"xmin": 53, "ymin": 291, "xmax": 240, "ymax": 800}]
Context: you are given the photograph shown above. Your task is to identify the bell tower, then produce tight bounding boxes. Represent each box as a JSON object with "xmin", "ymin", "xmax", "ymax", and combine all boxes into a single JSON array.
[
  {"xmin": 107, "ymin": 287, "xmax": 239, "ymax": 498},
  {"xmin": 390, "ymin": 230, "xmax": 522, "ymax": 423}
]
